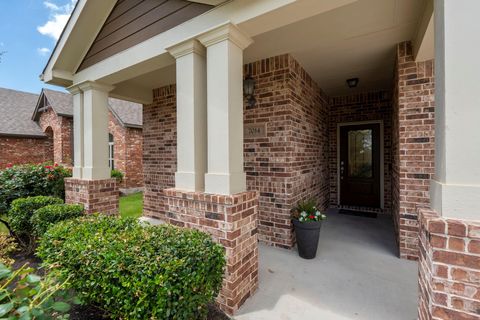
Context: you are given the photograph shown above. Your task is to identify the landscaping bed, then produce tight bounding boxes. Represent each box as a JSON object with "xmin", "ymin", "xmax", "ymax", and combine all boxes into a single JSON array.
[{"xmin": 0, "ymin": 164, "xmax": 230, "ymax": 320}]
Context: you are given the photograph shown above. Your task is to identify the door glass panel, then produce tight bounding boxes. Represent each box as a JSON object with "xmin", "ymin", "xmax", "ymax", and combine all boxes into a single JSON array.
[{"xmin": 348, "ymin": 129, "xmax": 373, "ymax": 178}]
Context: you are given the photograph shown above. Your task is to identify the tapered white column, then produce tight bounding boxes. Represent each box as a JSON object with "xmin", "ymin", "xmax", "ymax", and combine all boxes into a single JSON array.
[
  {"xmin": 167, "ymin": 40, "xmax": 207, "ymax": 191},
  {"xmin": 78, "ymin": 81, "xmax": 113, "ymax": 180},
  {"xmin": 68, "ymin": 86, "xmax": 84, "ymax": 179},
  {"xmin": 198, "ymin": 23, "xmax": 253, "ymax": 195},
  {"xmin": 431, "ymin": 0, "xmax": 480, "ymax": 220}
]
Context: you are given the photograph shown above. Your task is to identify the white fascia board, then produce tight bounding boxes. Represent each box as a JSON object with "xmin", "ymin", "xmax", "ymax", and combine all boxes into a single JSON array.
[
  {"xmin": 42, "ymin": 0, "xmax": 87, "ymax": 82},
  {"xmin": 43, "ymin": 0, "xmax": 117, "ymax": 86}
]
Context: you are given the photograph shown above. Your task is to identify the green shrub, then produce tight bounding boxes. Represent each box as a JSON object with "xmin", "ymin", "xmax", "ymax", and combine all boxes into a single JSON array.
[
  {"xmin": 7, "ymin": 196, "xmax": 63, "ymax": 246},
  {"xmin": 0, "ymin": 163, "xmax": 71, "ymax": 214},
  {"xmin": 31, "ymin": 204, "xmax": 84, "ymax": 236},
  {"xmin": 110, "ymin": 169, "xmax": 124, "ymax": 183},
  {"xmin": 37, "ymin": 215, "xmax": 226, "ymax": 320},
  {"xmin": 0, "ymin": 263, "xmax": 78, "ymax": 319}
]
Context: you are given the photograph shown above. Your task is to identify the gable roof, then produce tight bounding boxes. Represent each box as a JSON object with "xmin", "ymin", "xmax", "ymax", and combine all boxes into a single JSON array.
[
  {"xmin": 109, "ymin": 98, "xmax": 143, "ymax": 128},
  {"xmin": 32, "ymin": 88, "xmax": 142, "ymax": 128},
  {"xmin": 43, "ymin": 89, "xmax": 74, "ymax": 117},
  {"xmin": 0, "ymin": 88, "xmax": 45, "ymax": 138},
  {"xmin": 77, "ymin": 0, "xmax": 213, "ymax": 71}
]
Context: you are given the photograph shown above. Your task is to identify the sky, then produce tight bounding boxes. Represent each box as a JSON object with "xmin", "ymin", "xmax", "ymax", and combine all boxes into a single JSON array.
[{"xmin": 0, "ymin": 0, "xmax": 77, "ymax": 94}]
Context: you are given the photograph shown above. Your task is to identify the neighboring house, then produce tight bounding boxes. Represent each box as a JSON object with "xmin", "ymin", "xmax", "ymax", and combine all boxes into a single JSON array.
[
  {"xmin": 0, "ymin": 88, "xmax": 51, "ymax": 166},
  {"xmin": 39, "ymin": 0, "xmax": 480, "ymax": 319},
  {"xmin": 0, "ymin": 87, "xmax": 143, "ymax": 190}
]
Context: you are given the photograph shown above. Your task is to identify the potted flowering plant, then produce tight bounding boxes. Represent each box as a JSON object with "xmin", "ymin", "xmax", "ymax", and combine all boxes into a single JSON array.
[{"xmin": 291, "ymin": 199, "xmax": 326, "ymax": 259}]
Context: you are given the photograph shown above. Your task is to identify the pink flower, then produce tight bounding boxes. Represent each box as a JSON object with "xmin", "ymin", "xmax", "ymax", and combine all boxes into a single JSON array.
[
  {"xmin": 6, "ymin": 163, "xmax": 13, "ymax": 168},
  {"xmin": 309, "ymin": 215, "xmax": 315, "ymax": 220}
]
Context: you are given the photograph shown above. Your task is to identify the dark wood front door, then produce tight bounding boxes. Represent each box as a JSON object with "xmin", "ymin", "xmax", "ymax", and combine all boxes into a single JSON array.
[{"xmin": 340, "ymin": 123, "xmax": 381, "ymax": 208}]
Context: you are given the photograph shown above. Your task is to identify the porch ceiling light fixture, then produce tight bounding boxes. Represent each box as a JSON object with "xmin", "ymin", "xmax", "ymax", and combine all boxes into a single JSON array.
[
  {"xmin": 346, "ymin": 78, "xmax": 359, "ymax": 88},
  {"xmin": 243, "ymin": 75, "xmax": 256, "ymax": 108}
]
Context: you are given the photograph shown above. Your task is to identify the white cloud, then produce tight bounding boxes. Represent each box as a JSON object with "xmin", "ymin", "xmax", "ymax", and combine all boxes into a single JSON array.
[
  {"xmin": 43, "ymin": 1, "xmax": 61, "ymax": 11},
  {"xmin": 37, "ymin": 0, "xmax": 77, "ymax": 41},
  {"xmin": 37, "ymin": 47, "xmax": 52, "ymax": 56}
]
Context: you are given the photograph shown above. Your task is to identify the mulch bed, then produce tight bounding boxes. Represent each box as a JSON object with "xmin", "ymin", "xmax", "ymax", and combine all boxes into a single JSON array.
[{"xmin": 10, "ymin": 251, "xmax": 230, "ymax": 320}]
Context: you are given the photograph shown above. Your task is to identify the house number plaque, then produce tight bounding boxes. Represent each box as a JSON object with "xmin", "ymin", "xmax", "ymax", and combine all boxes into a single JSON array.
[{"xmin": 244, "ymin": 123, "xmax": 267, "ymax": 138}]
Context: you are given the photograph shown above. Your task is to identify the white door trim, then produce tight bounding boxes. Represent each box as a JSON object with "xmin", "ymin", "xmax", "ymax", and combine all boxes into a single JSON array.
[{"xmin": 336, "ymin": 120, "xmax": 384, "ymax": 209}]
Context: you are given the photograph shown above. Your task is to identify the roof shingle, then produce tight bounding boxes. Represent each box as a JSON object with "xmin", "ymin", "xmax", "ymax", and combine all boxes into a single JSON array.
[
  {"xmin": 42, "ymin": 89, "xmax": 143, "ymax": 128},
  {"xmin": 0, "ymin": 88, "xmax": 44, "ymax": 137}
]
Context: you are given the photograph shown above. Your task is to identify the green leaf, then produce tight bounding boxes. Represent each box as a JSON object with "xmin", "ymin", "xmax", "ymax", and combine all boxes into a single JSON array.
[
  {"xmin": 0, "ymin": 303, "xmax": 13, "ymax": 317},
  {"xmin": 51, "ymin": 302, "xmax": 70, "ymax": 313},
  {"xmin": 26, "ymin": 274, "xmax": 41, "ymax": 284},
  {"xmin": 0, "ymin": 269, "xmax": 11, "ymax": 280},
  {"xmin": 18, "ymin": 311, "xmax": 31, "ymax": 320},
  {"xmin": 31, "ymin": 308, "xmax": 44, "ymax": 317},
  {"xmin": 72, "ymin": 296, "xmax": 83, "ymax": 305}
]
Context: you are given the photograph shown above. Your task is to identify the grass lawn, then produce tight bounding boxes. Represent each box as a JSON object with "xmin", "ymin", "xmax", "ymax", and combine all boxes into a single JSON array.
[
  {"xmin": 0, "ymin": 193, "xmax": 143, "ymax": 233},
  {"xmin": 119, "ymin": 192, "xmax": 143, "ymax": 219}
]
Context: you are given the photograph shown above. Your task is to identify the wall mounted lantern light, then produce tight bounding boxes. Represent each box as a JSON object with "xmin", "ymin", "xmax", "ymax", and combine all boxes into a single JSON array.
[
  {"xmin": 243, "ymin": 75, "xmax": 256, "ymax": 108},
  {"xmin": 346, "ymin": 78, "xmax": 359, "ymax": 88}
]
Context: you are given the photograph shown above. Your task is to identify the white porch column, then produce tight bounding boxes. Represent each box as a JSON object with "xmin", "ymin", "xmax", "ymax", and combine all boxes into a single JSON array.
[
  {"xmin": 77, "ymin": 81, "xmax": 114, "ymax": 180},
  {"xmin": 198, "ymin": 23, "xmax": 253, "ymax": 195},
  {"xmin": 431, "ymin": 0, "xmax": 480, "ymax": 220},
  {"xmin": 68, "ymin": 86, "xmax": 84, "ymax": 179},
  {"xmin": 167, "ymin": 40, "xmax": 207, "ymax": 191}
]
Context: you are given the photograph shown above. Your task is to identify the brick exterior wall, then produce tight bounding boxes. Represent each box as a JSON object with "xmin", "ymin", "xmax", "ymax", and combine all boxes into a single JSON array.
[
  {"xmin": 38, "ymin": 108, "xmax": 73, "ymax": 165},
  {"xmin": 108, "ymin": 113, "xmax": 143, "ymax": 189},
  {"xmin": 161, "ymin": 189, "xmax": 259, "ymax": 315},
  {"xmin": 418, "ymin": 207, "xmax": 480, "ymax": 320},
  {"xmin": 143, "ymin": 85, "xmax": 177, "ymax": 217},
  {"xmin": 143, "ymin": 55, "xmax": 330, "ymax": 250},
  {"xmin": 244, "ymin": 54, "xmax": 329, "ymax": 249},
  {"xmin": 329, "ymin": 91, "xmax": 393, "ymax": 213},
  {"xmin": 0, "ymin": 136, "xmax": 51, "ymax": 169},
  {"xmin": 393, "ymin": 41, "xmax": 435, "ymax": 260},
  {"xmin": 65, "ymin": 178, "xmax": 118, "ymax": 215},
  {"xmin": 39, "ymin": 107, "xmax": 143, "ymax": 189}
]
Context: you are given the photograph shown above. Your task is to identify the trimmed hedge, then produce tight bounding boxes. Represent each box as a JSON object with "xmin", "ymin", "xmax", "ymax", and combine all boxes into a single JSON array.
[
  {"xmin": 37, "ymin": 215, "xmax": 226, "ymax": 320},
  {"xmin": 31, "ymin": 204, "xmax": 84, "ymax": 236},
  {"xmin": 8, "ymin": 196, "xmax": 64, "ymax": 238}
]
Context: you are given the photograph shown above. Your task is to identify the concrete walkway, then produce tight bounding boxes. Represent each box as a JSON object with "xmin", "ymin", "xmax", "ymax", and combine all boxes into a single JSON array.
[{"xmin": 236, "ymin": 209, "xmax": 418, "ymax": 320}]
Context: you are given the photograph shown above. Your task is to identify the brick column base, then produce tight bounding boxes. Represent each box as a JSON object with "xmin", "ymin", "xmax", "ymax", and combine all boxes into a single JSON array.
[
  {"xmin": 160, "ymin": 189, "xmax": 259, "ymax": 315},
  {"xmin": 65, "ymin": 178, "xmax": 119, "ymax": 215},
  {"xmin": 418, "ymin": 207, "xmax": 480, "ymax": 320}
]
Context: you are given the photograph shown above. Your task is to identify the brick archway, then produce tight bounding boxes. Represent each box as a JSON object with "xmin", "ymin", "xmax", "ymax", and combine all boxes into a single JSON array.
[{"xmin": 44, "ymin": 126, "xmax": 54, "ymax": 162}]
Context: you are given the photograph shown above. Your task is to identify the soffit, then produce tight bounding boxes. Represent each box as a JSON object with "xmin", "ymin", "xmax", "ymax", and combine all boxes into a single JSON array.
[{"xmin": 244, "ymin": 0, "xmax": 426, "ymax": 96}]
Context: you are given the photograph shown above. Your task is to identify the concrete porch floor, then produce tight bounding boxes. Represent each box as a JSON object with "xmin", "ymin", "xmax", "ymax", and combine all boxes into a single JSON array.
[{"xmin": 235, "ymin": 209, "xmax": 418, "ymax": 320}]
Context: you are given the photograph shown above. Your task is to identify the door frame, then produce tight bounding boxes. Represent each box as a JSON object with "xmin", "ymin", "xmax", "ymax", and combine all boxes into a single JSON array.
[{"xmin": 337, "ymin": 120, "xmax": 384, "ymax": 209}]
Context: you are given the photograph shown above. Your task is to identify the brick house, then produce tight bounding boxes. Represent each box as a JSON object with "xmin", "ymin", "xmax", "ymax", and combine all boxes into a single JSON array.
[
  {"xmin": 40, "ymin": 0, "xmax": 480, "ymax": 319},
  {"xmin": 0, "ymin": 87, "xmax": 143, "ymax": 190}
]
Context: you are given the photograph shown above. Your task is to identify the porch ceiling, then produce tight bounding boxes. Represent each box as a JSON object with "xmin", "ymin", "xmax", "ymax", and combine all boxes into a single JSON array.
[
  {"xmin": 111, "ymin": 0, "xmax": 427, "ymax": 102},
  {"xmin": 244, "ymin": 0, "xmax": 427, "ymax": 96}
]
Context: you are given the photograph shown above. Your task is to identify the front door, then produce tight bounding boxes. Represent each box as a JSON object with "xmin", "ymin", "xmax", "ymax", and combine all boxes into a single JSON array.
[{"xmin": 340, "ymin": 123, "xmax": 381, "ymax": 208}]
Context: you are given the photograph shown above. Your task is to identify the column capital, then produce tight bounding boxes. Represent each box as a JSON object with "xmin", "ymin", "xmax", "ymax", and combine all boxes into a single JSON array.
[
  {"xmin": 77, "ymin": 81, "xmax": 115, "ymax": 93},
  {"xmin": 197, "ymin": 22, "xmax": 253, "ymax": 50},
  {"xmin": 67, "ymin": 85, "xmax": 82, "ymax": 95},
  {"xmin": 167, "ymin": 39, "xmax": 206, "ymax": 59}
]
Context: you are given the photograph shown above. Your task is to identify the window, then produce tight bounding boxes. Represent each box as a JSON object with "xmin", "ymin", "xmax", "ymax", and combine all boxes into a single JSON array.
[
  {"xmin": 108, "ymin": 133, "xmax": 114, "ymax": 170},
  {"xmin": 347, "ymin": 129, "xmax": 373, "ymax": 178}
]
